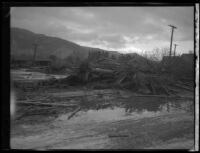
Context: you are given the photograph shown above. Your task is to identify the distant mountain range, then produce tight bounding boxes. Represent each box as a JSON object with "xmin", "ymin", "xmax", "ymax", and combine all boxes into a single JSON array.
[{"xmin": 10, "ymin": 27, "xmax": 121, "ymax": 61}]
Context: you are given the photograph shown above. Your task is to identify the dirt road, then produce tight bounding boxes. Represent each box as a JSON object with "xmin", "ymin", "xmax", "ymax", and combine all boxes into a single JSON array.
[{"xmin": 11, "ymin": 109, "xmax": 194, "ymax": 149}]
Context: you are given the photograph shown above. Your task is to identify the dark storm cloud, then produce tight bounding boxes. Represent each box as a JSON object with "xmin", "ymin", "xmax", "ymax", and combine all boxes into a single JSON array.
[{"xmin": 11, "ymin": 7, "xmax": 194, "ymax": 53}]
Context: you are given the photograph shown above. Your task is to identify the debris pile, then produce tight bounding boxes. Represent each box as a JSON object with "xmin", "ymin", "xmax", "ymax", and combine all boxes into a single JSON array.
[
  {"xmin": 12, "ymin": 53, "xmax": 194, "ymax": 96},
  {"xmin": 53, "ymin": 54, "xmax": 179, "ymax": 95}
]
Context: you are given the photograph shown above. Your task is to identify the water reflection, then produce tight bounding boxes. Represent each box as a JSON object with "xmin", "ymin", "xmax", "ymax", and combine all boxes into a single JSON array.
[
  {"xmin": 124, "ymin": 100, "xmax": 164, "ymax": 114},
  {"xmin": 124, "ymin": 99, "xmax": 193, "ymax": 114},
  {"xmin": 57, "ymin": 97, "xmax": 194, "ymax": 123}
]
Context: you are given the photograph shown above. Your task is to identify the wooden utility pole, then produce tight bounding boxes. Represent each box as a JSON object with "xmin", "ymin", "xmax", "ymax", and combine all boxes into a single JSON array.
[
  {"xmin": 168, "ymin": 25, "xmax": 177, "ymax": 57},
  {"xmin": 174, "ymin": 44, "xmax": 178, "ymax": 56},
  {"xmin": 33, "ymin": 43, "xmax": 38, "ymax": 62}
]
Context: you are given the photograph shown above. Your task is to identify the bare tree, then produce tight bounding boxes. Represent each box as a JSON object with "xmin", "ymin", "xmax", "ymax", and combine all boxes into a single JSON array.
[{"xmin": 141, "ymin": 47, "xmax": 169, "ymax": 61}]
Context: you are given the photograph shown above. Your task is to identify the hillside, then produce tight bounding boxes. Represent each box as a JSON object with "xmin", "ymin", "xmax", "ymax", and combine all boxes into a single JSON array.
[{"xmin": 10, "ymin": 27, "xmax": 120, "ymax": 61}]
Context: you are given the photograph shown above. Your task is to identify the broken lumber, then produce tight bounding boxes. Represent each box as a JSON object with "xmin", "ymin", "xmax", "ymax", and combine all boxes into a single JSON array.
[
  {"xmin": 17, "ymin": 101, "xmax": 77, "ymax": 107},
  {"xmin": 68, "ymin": 107, "xmax": 81, "ymax": 120}
]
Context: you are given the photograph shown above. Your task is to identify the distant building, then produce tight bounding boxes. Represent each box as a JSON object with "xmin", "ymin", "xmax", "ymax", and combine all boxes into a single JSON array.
[
  {"xmin": 162, "ymin": 53, "xmax": 194, "ymax": 64},
  {"xmin": 161, "ymin": 56, "xmax": 180, "ymax": 66}
]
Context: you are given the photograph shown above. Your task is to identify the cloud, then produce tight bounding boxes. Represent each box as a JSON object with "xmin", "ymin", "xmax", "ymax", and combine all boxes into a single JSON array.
[{"xmin": 11, "ymin": 6, "xmax": 194, "ymax": 54}]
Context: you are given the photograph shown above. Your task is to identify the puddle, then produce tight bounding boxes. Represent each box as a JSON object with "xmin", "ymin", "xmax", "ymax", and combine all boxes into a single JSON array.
[
  {"xmin": 11, "ymin": 69, "xmax": 68, "ymax": 81},
  {"xmin": 56, "ymin": 99, "xmax": 194, "ymax": 124}
]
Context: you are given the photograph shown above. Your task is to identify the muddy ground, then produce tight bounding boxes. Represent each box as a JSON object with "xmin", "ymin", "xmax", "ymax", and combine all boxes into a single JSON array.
[{"xmin": 10, "ymin": 69, "xmax": 195, "ymax": 150}]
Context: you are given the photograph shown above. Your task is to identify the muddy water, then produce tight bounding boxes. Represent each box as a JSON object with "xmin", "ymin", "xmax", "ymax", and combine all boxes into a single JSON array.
[
  {"xmin": 11, "ymin": 96, "xmax": 194, "ymax": 149},
  {"xmin": 56, "ymin": 98, "xmax": 194, "ymax": 124}
]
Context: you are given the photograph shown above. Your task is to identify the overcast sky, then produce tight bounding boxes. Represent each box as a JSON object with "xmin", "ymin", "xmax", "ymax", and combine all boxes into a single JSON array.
[{"xmin": 11, "ymin": 7, "xmax": 194, "ymax": 54}]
